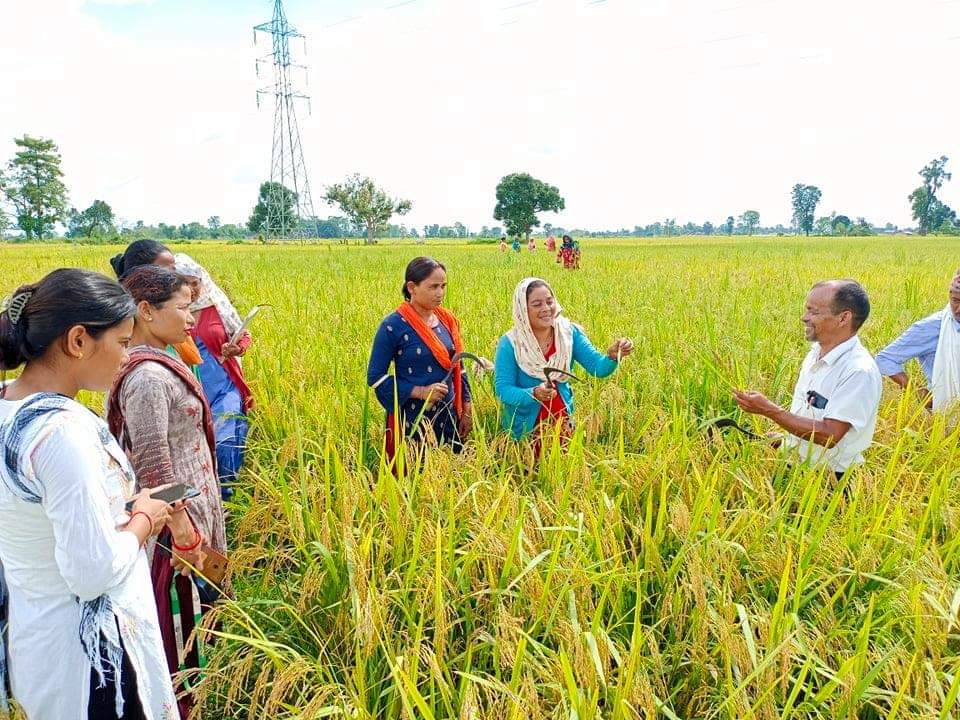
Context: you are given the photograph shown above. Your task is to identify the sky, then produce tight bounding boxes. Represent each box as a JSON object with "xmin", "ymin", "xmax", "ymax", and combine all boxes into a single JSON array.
[{"xmin": 1, "ymin": 0, "xmax": 958, "ymax": 231}]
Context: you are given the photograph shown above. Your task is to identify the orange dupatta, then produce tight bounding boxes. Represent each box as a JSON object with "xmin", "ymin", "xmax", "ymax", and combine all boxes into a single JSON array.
[
  {"xmin": 396, "ymin": 303, "xmax": 465, "ymax": 418},
  {"xmin": 172, "ymin": 335, "xmax": 203, "ymax": 366}
]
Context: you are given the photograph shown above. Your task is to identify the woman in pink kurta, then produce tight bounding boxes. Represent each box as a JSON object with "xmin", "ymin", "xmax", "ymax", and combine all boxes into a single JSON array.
[{"xmin": 107, "ymin": 266, "xmax": 225, "ymax": 720}]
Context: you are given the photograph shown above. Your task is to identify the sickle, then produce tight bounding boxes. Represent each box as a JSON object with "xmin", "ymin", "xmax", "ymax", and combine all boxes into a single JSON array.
[
  {"xmin": 702, "ymin": 417, "xmax": 763, "ymax": 441},
  {"xmin": 441, "ymin": 352, "xmax": 488, "ymax": 383},
  {"xmin": 544, "ymin": 367, "xmax": 582, "ymax": 390}
]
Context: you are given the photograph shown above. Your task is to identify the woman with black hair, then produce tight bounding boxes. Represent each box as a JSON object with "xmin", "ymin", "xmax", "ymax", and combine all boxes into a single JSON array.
[
  {"xmin": 108, "ymin": 240, "xmax": 175, "ymax": 278},
  {"xmin": 0, "ymin": 269, "xmax": 178, "ymax": 719},
  {"xmin": 106, "ymin": 265, "xmax": 225, "ymax": 720},
  {"xmin": 109, "ymin": 240, "xmax": 203, "ymax": 377},
  {"xmin": 366, "ymin": 257, "xmax": 473, "ymax": 461}
]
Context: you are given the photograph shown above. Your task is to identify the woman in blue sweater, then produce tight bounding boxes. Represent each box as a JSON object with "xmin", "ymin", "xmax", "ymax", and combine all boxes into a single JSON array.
[{"xmin": 495, "ymin": 278, "xmax": 633, "ymax": 446}]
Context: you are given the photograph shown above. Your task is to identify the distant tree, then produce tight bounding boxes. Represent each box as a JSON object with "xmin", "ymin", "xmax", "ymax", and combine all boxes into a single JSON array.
[
  {"xmin": 248, "ymin": 181, "xmax": 298, "ymax": 236},
  {"xmin": 740, "ymin": 210, "xmax": 760, "ymax": 235},
  {"xmin": 702, "ymin": 220, "xmax": 714, "ymax": 235},
  {"xmin": 909, "ymin": 156, "xmax": 954, "ymax": 235},
  {"xmin": 831, "ymin": 214, "xmax": 852, "ymax": 235},
  {"xmin": 219, "ymin": 223, "xmax": 245, "ymax": 239},
  {"xmin": 66, "ymin": 199, "xmax": 115, "ymax": 239},
  {"xmin": 157, "ymin": 222, "xmax": 177, "ymax": 240},
  {"xmin": 849, "ymin": 217, "xmax": 874, "ymax": 236},
  {"xmin": 324, "ymin": 174, "xmax": 411, "ymax": 245},
  {"xmin": 724, "ymin": 216, "xmax": 735, "ymax": 235},
  {"xmin": 207, "ymin": 215, "xmax": 221, "ymax": 237},
  {"xmin": 3, "ymin": 135, "xmax": 69, "ymax": 239},
  {"xmin": 791, "ymin": 184, "xmax": 822, "ymax": 236},
  {"xmin": 177, "ymin": 221, "xmax": 204, "ymax": 240},
  {"xmin": 493, "ymin": 173, "xmax": 565, "ymax": 241},
  {"xmin": 814, "ymin": 215, "xmax": 833, "ymax": 235}
]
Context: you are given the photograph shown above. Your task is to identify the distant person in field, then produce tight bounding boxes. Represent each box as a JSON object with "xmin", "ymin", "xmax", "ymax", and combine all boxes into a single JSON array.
[
  {"xmin": 558, "ymin": 234, "xmax": 581, "ymax": 270},
  {"xmin": 733, "ymin": 280, "xmax": 882, "ymax": 479},
  {"xmin": 174, "ymin": 254, "xmax": 254, "ymax": 493},
  {"xmin": 0, "ymin": 269, "xmax": 178, "ymax": 719},
  {"xmin": 546, "ymin": 234, "xmax": 557, "ymax": 252},
  {"xmin": 528, "ymin": 237, "xmax": 536, "ymax": 252},
  {"xmin": 367, "ymin": 257, "xmax": 474, "ymax": 462},
  {"xmin": 107, "ymin": 266, "xmax": 225, "ymax": 719},
  {"xmin": 110, "ymin": 239, "xmax": 204, "ymax": 378},
  {"xmin": 494, "ymin": 278, "xmax": 633, "ymax": 453},
  {"xmin": 499, "ymin": 237, "xmax": 508, "ymax": 253},
  {"xmin": 876, "ymin": 271, "xmax": 960, "ymax": 412},
  {"xmin": 512, "ymin": 237, "xmax": 521, "ymax": 253}
]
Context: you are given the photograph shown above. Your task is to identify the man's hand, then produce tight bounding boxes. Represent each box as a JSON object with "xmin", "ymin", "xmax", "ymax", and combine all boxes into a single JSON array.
[{"xmin": 732, "ymin": 389, "xmax": 780, "ymax": 418}]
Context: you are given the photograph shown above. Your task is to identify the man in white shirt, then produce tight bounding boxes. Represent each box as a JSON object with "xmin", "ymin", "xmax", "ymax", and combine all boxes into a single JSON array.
[{"xmin": 733, "ymin": 280, "xmax": 882, "ymax": 477}]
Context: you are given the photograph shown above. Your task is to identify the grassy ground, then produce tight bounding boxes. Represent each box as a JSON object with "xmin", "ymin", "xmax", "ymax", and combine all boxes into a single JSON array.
[{"xmin": 2, "ymin": 236, "xmax": 960, "ymax": 719}]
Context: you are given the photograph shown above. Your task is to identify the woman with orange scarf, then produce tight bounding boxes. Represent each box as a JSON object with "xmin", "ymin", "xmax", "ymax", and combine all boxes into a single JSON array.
[{"xmin": 367, "ymin": 257, "xmax": 473, "ymax": 459}]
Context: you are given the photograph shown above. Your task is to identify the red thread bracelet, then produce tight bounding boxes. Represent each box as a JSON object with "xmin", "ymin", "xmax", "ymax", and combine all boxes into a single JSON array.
[
  {"xmin": 129, "ymin": 511, "xmax": 154, "ymax": 537},
  {"xmin": 172, "ymin": 527, "xmax": 202, "ymax": 552}
]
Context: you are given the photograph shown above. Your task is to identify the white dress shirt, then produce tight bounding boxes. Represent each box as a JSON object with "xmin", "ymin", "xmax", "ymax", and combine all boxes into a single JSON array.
[{"xmin": 784, "ymin": 334, "xmax": 882, "ymax": 473}]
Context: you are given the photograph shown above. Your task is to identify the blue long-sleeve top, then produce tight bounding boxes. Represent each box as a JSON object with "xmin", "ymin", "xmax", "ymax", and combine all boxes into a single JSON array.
[
  {"xmin": 494, "ymin": 326, "xmax": 618, "ymax": 440},
  {"xmin": 367, "ymin": 311, "xmax": 472, "ymax": 443},
  {"xmin": 876, "ymin": 309, "xmax": 960, "ymax": 385}
]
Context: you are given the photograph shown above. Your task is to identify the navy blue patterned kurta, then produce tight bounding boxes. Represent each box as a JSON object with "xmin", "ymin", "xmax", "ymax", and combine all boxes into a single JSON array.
[{"xmin": 367, "ymin": 310, "xmax": 472, "ymax": 451}]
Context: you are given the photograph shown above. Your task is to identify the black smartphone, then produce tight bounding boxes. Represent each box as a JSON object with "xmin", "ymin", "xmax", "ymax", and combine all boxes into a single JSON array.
[
  {"xmin": 806, "ymin": 390, "xmax": 829, "ymax": 410},
  {"xmin": 125, "ymin": 483, "xmax": 200, "ymax": 512}
]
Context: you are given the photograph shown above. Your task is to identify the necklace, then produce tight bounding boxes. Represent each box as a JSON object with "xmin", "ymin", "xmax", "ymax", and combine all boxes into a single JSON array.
[{"xmin": 536, "ymin": 329, "xmax": 554, "ymax": 355}]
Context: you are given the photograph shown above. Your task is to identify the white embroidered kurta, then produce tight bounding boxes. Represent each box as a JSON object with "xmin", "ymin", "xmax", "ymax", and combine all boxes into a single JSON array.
[{"xmin": 0, "ymin": 396, "xmax": 178, "ymax": 720}]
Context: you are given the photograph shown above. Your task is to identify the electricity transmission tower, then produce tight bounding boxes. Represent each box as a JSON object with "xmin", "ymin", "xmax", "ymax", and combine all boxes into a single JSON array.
[{"xmin": 254, "ymin": 0, "xmax": 319, "ymax": 238}]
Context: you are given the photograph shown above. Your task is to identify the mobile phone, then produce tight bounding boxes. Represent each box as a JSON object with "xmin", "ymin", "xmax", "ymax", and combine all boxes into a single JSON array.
[
  {"xmin": 806, "ymin": 390, "xmax": 829, "ymax": 410},
  {"xmin": 125, "ymin": 483, "xmax": 201, "ymax": 512}
]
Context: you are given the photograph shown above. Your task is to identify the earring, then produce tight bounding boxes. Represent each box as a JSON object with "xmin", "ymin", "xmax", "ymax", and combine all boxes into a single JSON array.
[{"xmin": 78, "ymin": 353, "xmax": 84, "ymax": 360}]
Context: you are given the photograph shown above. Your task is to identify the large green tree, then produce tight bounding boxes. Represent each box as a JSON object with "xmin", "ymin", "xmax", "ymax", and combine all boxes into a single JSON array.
[
  {"xmin": 248, "ymin": 181, "xmax": 298, "ymax": 236},
  {"xmin": 3, "ymin": 135, "xmax": 69, "ymax": 239},
  {"xmin": 791, "ymin": 184, "xmax": 822, "ymax": 236},
  {"xmin": 909, "ymin": 156, "xmax": 954, "ymax": 235},
  {"xmin": 493, "ymin": 173, "xmax": 565, "ymax": 241},
  {"xmin": 66, "ymin": 199, "xmax": 115, "ymax": 239},
  {"xmin": 739, "ymin": 210, "xmax": 760, "ymax": 235},
  {"xmin": 324, "ymin": 175, "xmax": 412, "ymax": 245}
]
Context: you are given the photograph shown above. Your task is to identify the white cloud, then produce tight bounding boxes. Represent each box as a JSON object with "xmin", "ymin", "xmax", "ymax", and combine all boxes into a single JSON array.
[{"xmin": 1, "ymin": 0, "xmax": 958, "ymax": 230}]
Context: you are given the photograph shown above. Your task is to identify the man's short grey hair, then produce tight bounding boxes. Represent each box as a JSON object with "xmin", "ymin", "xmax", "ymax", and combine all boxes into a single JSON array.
[{"xmin": 813, "ymin": 279, "xmax": 870, "ymax": 331}]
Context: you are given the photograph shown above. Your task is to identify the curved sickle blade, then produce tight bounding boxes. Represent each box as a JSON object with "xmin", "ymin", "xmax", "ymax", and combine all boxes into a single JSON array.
[
  {"xmin": 544, "ymin": 367, "xmax": 582, "ymax": 389},
  {"xmin": 442, "ymin": 352, "xmax": 488, "ymax": 382},
  {"xmin": 703, "ymin": 417, "xmax": 763, "ymax": 441}
]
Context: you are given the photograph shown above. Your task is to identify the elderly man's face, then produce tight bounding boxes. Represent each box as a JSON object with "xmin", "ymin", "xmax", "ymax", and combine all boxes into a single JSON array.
[
  {"xmin": 950, "ymin": 289, "xmax": 960, "ymax": 322},
  {"xmin": 802, "ymin": 284, "xmax": 844, "ymax": 343}
]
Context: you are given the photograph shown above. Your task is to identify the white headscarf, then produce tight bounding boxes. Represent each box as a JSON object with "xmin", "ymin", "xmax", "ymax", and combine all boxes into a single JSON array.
[
  {"xmin": 174, "ymin": 253, "xmax": 244, "ymax": 337},
  {"xmin": 506, "ymin": 277, "xmax": 574, "ymax": 382}
]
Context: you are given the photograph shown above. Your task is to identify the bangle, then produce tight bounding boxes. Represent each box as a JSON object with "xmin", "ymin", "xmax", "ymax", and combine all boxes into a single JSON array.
[
  {"xmin": 172, "ymin": 527, "xmax": 202, "ymax": 552},
  {"xmin": 129, "ymin": 511, "xmax": 154, "ymax": 537}
]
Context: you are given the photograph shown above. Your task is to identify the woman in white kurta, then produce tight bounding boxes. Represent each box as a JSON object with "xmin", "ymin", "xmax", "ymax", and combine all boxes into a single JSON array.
[{"xmin": 0, "ymin": 269, "xmax": 180, "ymax": 720}]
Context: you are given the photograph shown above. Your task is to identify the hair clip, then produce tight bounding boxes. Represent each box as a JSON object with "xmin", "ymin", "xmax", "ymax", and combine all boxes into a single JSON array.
[{"xmin": 4, "ymin": 291, "xmax": 33, "ymax": 326}]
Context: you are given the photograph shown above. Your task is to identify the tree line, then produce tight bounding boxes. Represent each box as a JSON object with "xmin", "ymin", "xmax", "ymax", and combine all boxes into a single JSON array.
[{"xmin": 1, "ymin": 134, "xmax": 957, "ymax": 242}]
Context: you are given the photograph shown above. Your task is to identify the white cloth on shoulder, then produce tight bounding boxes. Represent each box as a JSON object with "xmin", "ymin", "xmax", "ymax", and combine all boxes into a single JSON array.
[
  {"xmin": 174, "ymin": 253, "xmax": 244, "ymax": 338},
  {"xmin": 931, "ymin": 303, "xmax": 960, "ymax": 412}
]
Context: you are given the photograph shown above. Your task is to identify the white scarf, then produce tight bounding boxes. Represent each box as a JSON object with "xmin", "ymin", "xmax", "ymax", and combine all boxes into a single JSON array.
[
  {"xmin": 506, "ymin": 277, "xmax": 574, "ymax": 382},
  {"xmin": 174, "ymin": 253, "xmax": 244, "ymax": 337},
  {"xmin": 931, "ymin": 304, "xmax": 960, "ymax": 412}
]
